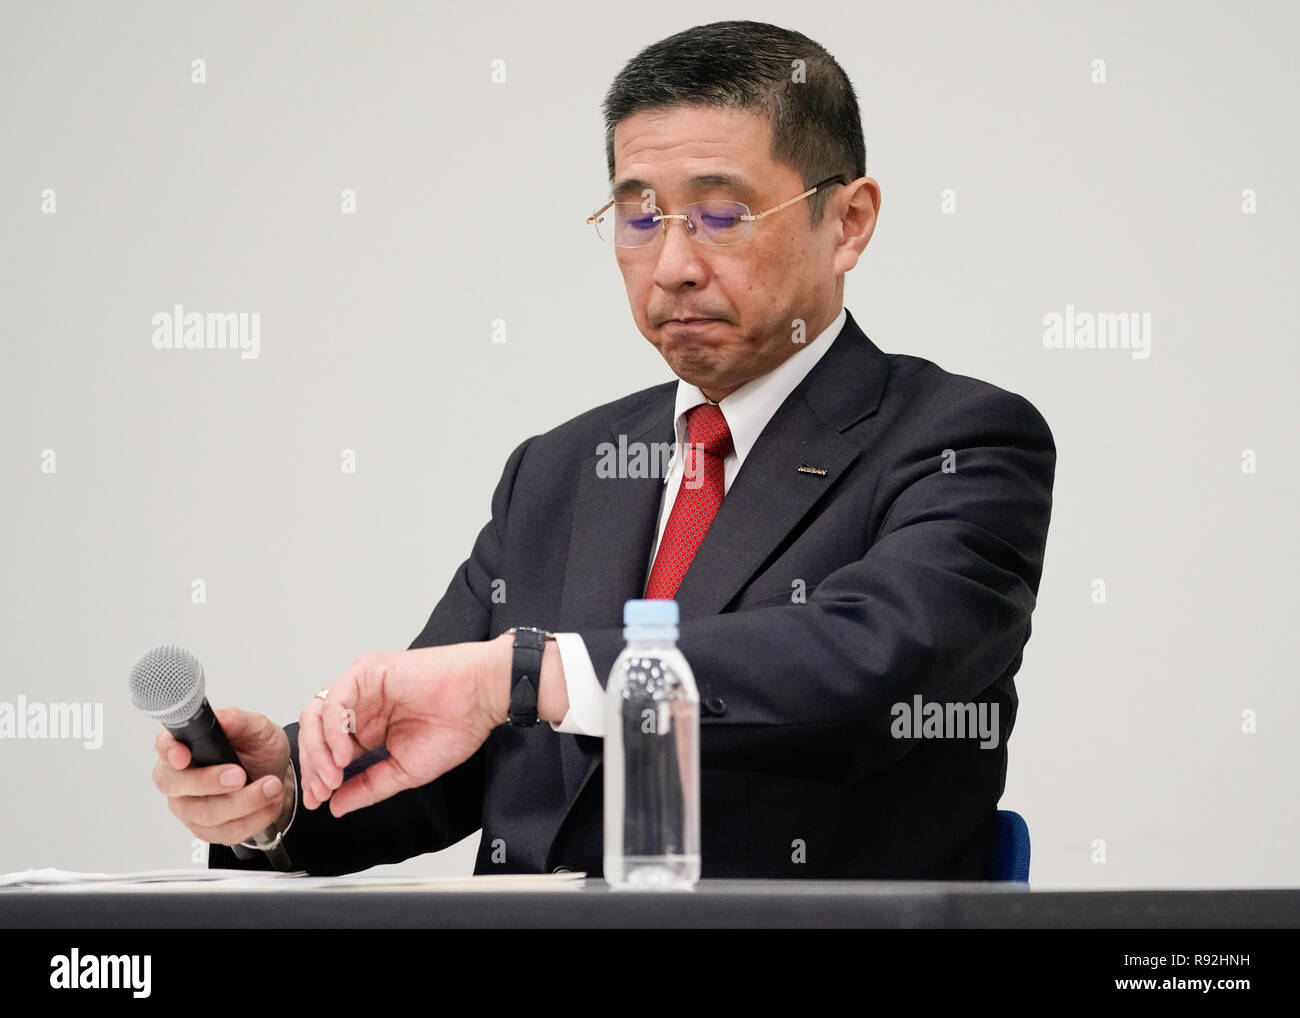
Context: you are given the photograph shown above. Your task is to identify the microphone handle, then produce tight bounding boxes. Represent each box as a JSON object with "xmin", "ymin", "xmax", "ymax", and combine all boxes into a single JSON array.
[
  {"xmin": 168, "ymin": 699, "xmax": 295, "ymax": 871},
  {"xmin": 171, "ymin": 702, "xmax": 240, "ymax": 768}
]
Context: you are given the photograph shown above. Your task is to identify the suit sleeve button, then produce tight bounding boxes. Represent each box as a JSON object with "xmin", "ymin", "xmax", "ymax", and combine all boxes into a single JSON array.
[{"xmin": 552, "ymin": 865, "xmax": 573, "ymax": 873}]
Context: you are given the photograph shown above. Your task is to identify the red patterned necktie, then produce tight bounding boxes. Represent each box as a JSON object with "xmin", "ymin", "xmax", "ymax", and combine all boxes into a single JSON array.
[{"xmin": 643, "ymin": 403, "xmax": 733, "ymax": 599}]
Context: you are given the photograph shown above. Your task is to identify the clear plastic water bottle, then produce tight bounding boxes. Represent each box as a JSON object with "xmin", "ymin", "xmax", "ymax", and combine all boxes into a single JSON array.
[{"xmin": 603, "ymin": 599, "xmax": 700, "ymax": 890}]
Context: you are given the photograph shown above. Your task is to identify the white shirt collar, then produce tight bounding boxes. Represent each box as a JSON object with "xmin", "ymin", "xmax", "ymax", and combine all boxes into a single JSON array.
[{"xmin": 669, "ymin": 306, "xmax": 848, "ymax": 467}]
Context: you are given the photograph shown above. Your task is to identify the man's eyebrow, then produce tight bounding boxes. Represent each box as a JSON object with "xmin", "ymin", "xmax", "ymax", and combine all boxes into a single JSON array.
[
  {"xmin": 610, "ymin": 172, "xmax": 756, "ymax": 201},
  {"xmin": 612, "ymin": 177, "xmax": 653, "ymax": 199}
]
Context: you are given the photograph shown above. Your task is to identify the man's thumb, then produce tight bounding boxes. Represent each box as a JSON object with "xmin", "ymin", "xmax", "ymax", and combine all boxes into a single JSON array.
[
  {"xmin": 328, "ymin": 757, "xmax": 409, "ymax": 818},
  {"xmin": 212, "ymin": 706, "xmax": 267, "ymax": 744}
]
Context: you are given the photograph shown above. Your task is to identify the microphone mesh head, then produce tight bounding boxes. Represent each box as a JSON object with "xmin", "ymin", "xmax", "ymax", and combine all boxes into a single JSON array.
[{"xmin": 128, "ymin": 645, "xmax": 206, "ymax": 727}]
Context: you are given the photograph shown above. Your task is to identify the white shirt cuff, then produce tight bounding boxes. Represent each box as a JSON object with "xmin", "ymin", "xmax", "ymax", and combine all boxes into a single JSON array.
[{"xmin": 550, "ymin": 632, "xmax": 605, "ymax": 737}]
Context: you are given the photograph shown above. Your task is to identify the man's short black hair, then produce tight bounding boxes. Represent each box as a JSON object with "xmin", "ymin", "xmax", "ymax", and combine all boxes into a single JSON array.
[{"xmin": 602, "ymin": 20, "xmax": 866, "ymax": 225}]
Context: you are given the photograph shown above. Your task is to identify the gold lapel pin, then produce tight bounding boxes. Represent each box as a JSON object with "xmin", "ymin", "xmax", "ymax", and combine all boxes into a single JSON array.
[{"xmin": 797, "ymin": 462, "xmax": 828, "ymax": 476}]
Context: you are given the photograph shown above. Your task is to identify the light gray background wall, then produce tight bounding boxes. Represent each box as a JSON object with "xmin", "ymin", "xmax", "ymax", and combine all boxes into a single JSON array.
[{"xmin": 1, "ymin": 0, "xmax": 1295, "ymax": 888}]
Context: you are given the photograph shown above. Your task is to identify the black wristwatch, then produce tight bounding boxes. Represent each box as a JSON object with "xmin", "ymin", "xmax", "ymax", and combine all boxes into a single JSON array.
[{"xmin": 506, "ymin": 626, "xmax": 554, "ymax": 726}]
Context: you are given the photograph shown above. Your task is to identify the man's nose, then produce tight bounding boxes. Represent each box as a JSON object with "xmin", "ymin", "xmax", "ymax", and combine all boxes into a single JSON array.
[{"xmin": 652, "ymin": 215, "xmax": 709, "ymax": 290}]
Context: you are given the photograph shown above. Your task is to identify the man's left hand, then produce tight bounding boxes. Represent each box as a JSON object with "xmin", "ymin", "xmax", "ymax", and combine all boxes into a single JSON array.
[{"xmin": 297, "ymin": 635, "xmax": 512, "ymax": 818}]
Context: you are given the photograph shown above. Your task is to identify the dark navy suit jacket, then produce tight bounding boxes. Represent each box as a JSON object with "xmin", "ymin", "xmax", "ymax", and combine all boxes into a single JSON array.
[{"xmin": 210, "ymin": 308, "xmax": 1056, "ymax": 879}]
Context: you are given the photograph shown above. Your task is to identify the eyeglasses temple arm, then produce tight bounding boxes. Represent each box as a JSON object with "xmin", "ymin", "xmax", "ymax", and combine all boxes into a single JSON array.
[
  {"xmin": 745, "ymin": 185, "xmax": 818, "ymax": 223},
  {"xmin": 744, "ymin": 176, "xmax": 848, "ymax": 222}
]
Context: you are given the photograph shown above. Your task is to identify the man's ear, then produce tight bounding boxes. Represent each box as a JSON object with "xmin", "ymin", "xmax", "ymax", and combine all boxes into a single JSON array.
[{"xmin": 831, "ymin": 176, "xmax": 880, "ymax": 277}]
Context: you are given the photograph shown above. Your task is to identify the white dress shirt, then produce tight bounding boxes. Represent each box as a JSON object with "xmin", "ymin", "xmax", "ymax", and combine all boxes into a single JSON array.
[{"xmin": 550, "ymin": 306, "xmax": 848, "ymax": 737}]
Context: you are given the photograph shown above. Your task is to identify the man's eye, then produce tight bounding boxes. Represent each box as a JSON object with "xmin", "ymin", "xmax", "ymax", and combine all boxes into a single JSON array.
[
  {"xmin": 625, "ymin": 216, "xmax": 658, "ymax": 230},
  {"xmin": 701, "ymin": 213, "xmax": 741, "ymax": 229}
]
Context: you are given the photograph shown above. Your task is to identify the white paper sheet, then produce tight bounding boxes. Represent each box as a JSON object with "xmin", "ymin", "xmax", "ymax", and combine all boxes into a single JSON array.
[{"xmin": 0, "ymin": 867, "xmax": 587, "ymax": 892}]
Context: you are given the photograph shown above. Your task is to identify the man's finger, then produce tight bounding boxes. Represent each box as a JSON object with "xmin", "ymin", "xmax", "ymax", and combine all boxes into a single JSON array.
[
  {"xmin": 328, "ymin": 755, "xmax": 417, "ymax": 818},
  {"xmin": 178, "ymin": 773, "xmax": 282, "ymax": 829},
  {"xmin": 320, "ymin": 676, "xmax": 363, "ymax": 780},
  {"xmin": 154, "ymin": 728, "xmax": 190, "ymax": 769},
  {"xmin": 153, "ymin": 756, "xmax": 244, "ymax": 797},
  {"xmin": 190, "ymin": 792, "xmax": 286, "ymax": 846},
  {"xmin": 296, "ymin": 698, "xmax": 321, "ymax": 807},
  {"xmin": 297, "ymin": 697, "xmax": 336, "ymax": 809}
]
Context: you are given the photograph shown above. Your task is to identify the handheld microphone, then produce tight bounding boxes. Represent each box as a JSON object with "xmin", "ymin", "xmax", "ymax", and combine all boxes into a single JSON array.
[{"xmin": 129, "ymin": 645, "xmax": 294, "ymax": 871}]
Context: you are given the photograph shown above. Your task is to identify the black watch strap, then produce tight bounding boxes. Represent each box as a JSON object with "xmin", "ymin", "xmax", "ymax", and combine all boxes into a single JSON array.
[{"xmin": 508, "ymin": 627, "xmax": 549, "ymax": 726}]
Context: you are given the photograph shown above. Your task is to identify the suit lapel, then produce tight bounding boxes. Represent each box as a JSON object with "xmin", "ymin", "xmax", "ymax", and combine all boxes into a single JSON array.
[
  {"xmin": 550, "ymin": 311, "xmax": 891, "ymax": 839},
  {"xmin": 670, "ymin": 395, "xmax": 862, "ymax": 617}
]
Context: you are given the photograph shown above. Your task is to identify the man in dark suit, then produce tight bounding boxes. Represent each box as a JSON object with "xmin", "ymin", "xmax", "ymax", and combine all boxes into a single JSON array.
[{"xmin": 155, "ymin": 20, "xmax": 1054, "ymax": 880}]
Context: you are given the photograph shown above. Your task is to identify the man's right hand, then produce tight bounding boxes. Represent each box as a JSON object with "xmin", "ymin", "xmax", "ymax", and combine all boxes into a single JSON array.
[{"xmin": 152, "ymin": 707, "xmax": 293, "ymax": 847}]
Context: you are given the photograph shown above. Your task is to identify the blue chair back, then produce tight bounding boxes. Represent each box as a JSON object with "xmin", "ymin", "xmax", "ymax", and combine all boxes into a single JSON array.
[{"xmin": 990, "ymin": 809, "xmax": 1030, "ymax": 882}]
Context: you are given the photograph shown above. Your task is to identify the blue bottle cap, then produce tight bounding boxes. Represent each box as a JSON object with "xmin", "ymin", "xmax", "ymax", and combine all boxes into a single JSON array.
[{"xmin": 623, "ymin": 599, "xmax": 679, "ymax": 627}]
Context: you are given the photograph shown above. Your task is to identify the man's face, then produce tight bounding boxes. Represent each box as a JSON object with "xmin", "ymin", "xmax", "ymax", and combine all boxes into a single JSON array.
[{"xmin": 608, "ymin": 105, "xmax": 871, "ymax": 401}]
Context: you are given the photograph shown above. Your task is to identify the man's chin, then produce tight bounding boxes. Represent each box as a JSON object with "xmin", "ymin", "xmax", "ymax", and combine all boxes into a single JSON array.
[
  {"xmin": 659, "ymin": 344, "xmax": 718, "ymax": 381},
  {"xmin": 666, "ymin": 361, "xmax": 741, "ymax": 400}
]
